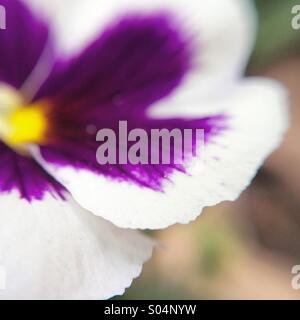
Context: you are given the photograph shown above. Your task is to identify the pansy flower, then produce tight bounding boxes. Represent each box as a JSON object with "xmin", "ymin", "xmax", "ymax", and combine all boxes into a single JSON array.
[{"xmin": 0, "ymin": 0, "xmax": 288, "ymax": 299}]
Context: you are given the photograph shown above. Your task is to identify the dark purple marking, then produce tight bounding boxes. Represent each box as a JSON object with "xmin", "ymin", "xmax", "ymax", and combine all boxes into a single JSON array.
[
  {"xmin": 0, "ymin": 0, "xmax": 51, "ymax": 90},
  {"xmin": 0, "ymin": 142, "xmax": 65, "ymax": 201},
  {"xmin": 35, "ymin": 12, "xmax": 195, "ymax": 113},
  {"xmin": 36, "ymin": 13, "xmax": 227, "ymax": 191}
]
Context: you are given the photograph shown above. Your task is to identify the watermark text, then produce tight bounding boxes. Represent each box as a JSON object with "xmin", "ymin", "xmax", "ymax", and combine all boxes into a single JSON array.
[{"xmin": 95, "ymin": 121, "xmax": 205, "ymax": 165}]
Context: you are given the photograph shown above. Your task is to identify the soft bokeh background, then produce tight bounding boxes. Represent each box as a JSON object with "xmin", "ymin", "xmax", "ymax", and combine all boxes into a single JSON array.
[{"xmin": 117, "ymin": 0, "xmax": 300, "ymax": 300}]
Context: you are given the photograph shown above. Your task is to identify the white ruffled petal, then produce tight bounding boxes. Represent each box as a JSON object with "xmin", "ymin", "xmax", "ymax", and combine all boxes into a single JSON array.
[{"xmin": 0, "ymin": 192, "xmax": 154, "ymax": 299}]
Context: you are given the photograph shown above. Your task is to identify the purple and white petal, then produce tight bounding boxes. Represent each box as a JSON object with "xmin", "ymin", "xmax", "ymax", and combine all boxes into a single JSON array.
[
  {"xmin": 34, "ymin": 12, "xmax": 193, "ymax": 109},
  {"xmin": 33, "ymin": 78, "xmax": 289, "ymax": 229},
  {"xmin": 29, "ymin": 12, "xmax": 213, "ymax": 194},
  {"xmin": 0, "ymin": 192, "xmax": 154, "ymax": 299},
  {"xmin": 25, "ymin": 12, "xmax": 220, "ymax": 226},
  {"xmin": 25, "ymin": 0, "xmax": 256, "ymax": 99}
]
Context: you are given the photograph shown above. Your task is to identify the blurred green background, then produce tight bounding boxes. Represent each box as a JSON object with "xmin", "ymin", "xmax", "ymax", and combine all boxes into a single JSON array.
[{"xmin": 118, "ymin": 0, "xmax": 300, "ymax": 300}]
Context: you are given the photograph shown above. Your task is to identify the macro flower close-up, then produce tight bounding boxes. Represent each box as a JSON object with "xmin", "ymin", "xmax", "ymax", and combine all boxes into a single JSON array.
[{"xmin": 0, "ymin": 0, "xmax": 289, "ymax": 300}]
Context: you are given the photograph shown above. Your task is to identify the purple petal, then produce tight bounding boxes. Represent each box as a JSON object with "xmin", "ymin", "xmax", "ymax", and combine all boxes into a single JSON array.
[
  {"xmin": 35, "ymin": 12, "xmax": 194, "ymax": 111},
  {"xmin": 0, "ymin": 142, "xmax": 65, "ymax": 201},
  {"xmin": 0, "ymin": 0, "xmax": 51, "ymax": 89}
]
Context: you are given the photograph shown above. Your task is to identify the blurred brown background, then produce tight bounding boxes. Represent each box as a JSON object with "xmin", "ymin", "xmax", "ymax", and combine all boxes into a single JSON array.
[{"xmin": 119, "ymin": 0, "xmax": 300, "ymax": 300}]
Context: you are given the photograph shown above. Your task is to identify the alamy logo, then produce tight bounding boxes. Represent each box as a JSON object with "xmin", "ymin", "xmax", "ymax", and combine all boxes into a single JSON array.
[
  {"xmin": 0, "ymin": 5, "xmax": 6, "ymax": 30},
  {"xmin": 95, "ymin": 121, "xmax": 205, "ymax": 165}
]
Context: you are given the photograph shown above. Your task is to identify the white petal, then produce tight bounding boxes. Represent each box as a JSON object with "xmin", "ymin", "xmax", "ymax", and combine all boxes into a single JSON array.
[
  {"xmin": 0, "ymin": 192, "xmax": 154, "ymax": 299},
  {"xmin": 24, "ymin": 0, "xmax": 256, "ymax": 98},
  {"xmin": 32, "ymin": 78, "xmax": 289, "ymax": 230}
]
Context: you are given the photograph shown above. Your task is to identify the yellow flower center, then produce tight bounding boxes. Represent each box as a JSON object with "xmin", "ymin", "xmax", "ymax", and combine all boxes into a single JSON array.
[{"xmin": 0, "ymin": 84, "xmax": 48, "ymax": 151}]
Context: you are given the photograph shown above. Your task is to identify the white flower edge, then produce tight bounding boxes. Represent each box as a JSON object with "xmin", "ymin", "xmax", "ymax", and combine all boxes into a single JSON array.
[{"xmin": 0, "ymin": 191, "xmax": 154, "ymax": 299}]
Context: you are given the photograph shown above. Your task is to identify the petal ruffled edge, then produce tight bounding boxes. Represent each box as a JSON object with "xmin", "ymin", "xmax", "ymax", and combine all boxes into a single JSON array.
[
  {"xmin": 31, "ymin": 78, "xmax": 289, "ymax": 230},
  {"xmin": 0, "ymin": 191, "xmax": 154, "ymax": 299}
]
